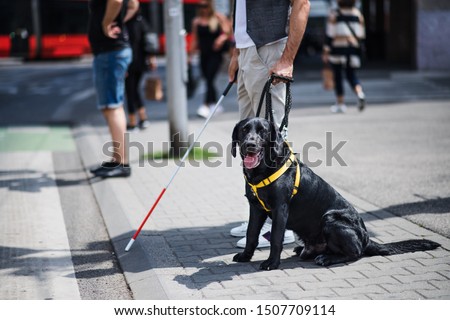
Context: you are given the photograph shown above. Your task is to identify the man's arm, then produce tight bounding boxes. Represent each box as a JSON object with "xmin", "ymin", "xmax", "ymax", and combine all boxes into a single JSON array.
[
  {"xmin": 270, "ymin": 0, "xmax": 310, "ymax": 83},
  {"xmin": 123, "ymin": 0, "xmax": 139, "ymax": 23},
  {"xmin": 228, "ymin": 47, "xmax": 240, "ymax": 82},
  {"xmin": 189, "ymin": 18, "xmax": 199, "ymax": 59},
  {"xmin": 102, "ymin": 0, "xmax": 123, "ymax": 38}
]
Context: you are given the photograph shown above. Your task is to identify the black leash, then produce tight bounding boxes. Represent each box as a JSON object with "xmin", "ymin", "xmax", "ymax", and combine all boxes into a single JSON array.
[{"xmin": 256, "ymin": 74, "xmax": 294, "ymax": 133}]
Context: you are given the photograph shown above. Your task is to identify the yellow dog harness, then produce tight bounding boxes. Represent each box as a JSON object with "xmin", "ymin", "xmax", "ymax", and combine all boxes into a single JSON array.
[{"xmin": 245, "ymin": 150, "xmax": 300, "ymax": 212}]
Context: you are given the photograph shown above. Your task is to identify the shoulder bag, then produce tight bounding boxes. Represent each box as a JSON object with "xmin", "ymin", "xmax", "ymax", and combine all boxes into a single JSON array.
[{"xmin": 336, "ymin": 9, "xmax": 366, "ymax": 60}]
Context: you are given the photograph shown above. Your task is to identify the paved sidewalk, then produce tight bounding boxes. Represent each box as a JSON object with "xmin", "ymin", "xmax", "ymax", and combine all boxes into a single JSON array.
[
  {"xmin": 0, "ymin": 127, "xmax": 80, "ymax": 299},
  {"xmin": 75, "ymin": 100, "xmax": 450, "ymax": 300}
]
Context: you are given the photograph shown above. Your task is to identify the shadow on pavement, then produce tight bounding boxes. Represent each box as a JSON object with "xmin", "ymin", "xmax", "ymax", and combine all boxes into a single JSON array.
[
  {"xmin": 113, "ymin": 196, "xmax": 449, "ymax": 290},
  {"xmin": 0, "ymin": 242, "xmax": 122, "ymax": 280}
]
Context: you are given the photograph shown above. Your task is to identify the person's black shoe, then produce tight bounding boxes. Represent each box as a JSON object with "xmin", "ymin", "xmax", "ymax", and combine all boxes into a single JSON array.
[
  {"xmin": 127, "ymin": 124, "xmax": 139, "ymax": 132},
  {"xmin": 90, "ymin": 161, "xmax": 119, "ymax": 174},
  {"xmin": 358, "ymin": 97, "xmax": 365, "ymax": 111},
  {"xmin": 94, "ymin": 164, "xmax": 131, "ymax": 178},
  {"xmin": 139, "ymin": 119, "xmax": 150, "ymax": 130},
  {"xmin": 357, "ymin": 92, "xmax": 366, "ymax": 111}
]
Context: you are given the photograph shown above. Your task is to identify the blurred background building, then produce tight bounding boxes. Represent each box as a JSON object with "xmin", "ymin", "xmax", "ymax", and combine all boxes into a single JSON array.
[{"xmin": 362, "ymin": 0, "xmax": 450, "ymax": 70}]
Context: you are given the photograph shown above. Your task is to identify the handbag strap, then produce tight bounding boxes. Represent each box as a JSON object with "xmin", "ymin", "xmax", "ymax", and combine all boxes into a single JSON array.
[{"xmin": 336, "ymin": 9, "xmax": 360, "ymax": 47}]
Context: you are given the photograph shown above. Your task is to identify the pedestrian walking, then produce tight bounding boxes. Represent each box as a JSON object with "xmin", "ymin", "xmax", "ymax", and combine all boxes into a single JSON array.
[
  {"xmin": 322, "ymin": 0, "xmax": 366, "ymax": 113},
  {"xmin": 88, "ymin": 0, "xmax": 139, "ymax": 178},
  {"xmin": 125, "ymin": 10, "xmax": 156, "ymax": 132},
  {"xmin": 189, "ymin": 0, "xmax": 232, "ymax": 118},
  {"xmin": 227, "ymin": 0, "xmax": 311, "ymax": 248}
]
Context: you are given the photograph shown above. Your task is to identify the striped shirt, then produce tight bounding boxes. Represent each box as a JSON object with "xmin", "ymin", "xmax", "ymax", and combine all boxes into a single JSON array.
[{"xmin": 324, "ymin": 7, "xmax": 365, "ymax": 67}]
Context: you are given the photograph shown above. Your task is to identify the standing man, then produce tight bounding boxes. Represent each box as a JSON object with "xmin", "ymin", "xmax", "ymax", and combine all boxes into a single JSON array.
[
  {"xmin": 88, "ymin": 0, "xmax": 139, "ymax": 178},
  {"xmin": 228, "ymin": 0, "xmax": 311, "ymax": 248}
]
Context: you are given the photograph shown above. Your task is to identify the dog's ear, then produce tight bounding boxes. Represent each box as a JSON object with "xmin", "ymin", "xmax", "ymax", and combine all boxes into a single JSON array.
[{"xmin": 231, "ymin": 122, "xmax": 240, "ymax": 158}]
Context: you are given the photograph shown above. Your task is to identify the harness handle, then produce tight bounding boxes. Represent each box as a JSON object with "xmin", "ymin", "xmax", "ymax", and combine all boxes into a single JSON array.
[{"xmin": 256, "ymin": 74, "xmax": 294, "ymax": 133}]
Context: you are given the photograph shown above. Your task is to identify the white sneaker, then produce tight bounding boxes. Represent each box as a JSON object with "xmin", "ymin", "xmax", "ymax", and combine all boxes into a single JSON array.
[
  {"xmin": 196, "ymin": 104, "xmax": 210, "ymax": 118},
  {"xmin": 230, "ymin": 222, "xmax": 249, "ymax": 237},
  {"xmin": 236, "ymin": 226, "xmax": 296, "ymax": 249},
  {"xmin": 236, "ymin": 222, "xmax": 271, "ymax": 248},
  {"xmin": 210, "ymin": 104, "xmax": 223, "ymax": 114},
  {"xmin": 230, "ymin": 221, "xmax": 272, "ymax": 237},
  {"xmin": 330, "ymin": 104, "xmax": 347, "ymax": 113}
]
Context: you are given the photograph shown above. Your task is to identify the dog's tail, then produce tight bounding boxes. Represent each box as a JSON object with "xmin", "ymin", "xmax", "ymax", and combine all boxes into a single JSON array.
[{"xmin": 364, "ymin": 239, "xmax": 440, "ymax": 256}]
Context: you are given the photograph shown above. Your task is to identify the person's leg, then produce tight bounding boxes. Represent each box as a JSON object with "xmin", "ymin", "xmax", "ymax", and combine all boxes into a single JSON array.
[
  {"xmin": 204, "ymin": 66, "xmax": 216, "ymax": 105},
  {"xmin": 331, "ymin": 63, "xmax": 346, "ymax": 112},
  {"xmin": 253, "ymin": 40, "xmax": 287, "ymax": 133},
  {"xmin": 234, "ymin": 47, "xmax": 266, "ymax": 243},
  {"xmin": 125, "ymin": 68, "xmax": 139, "ymax": 128},
  {"xmin": 134, "ymin": 70, "xmax": 144, "ymax": 110},
  {"xmin": 233, "ymin": 43, "xmax": 295, "ymax": 248},
  {"xmin": 132, "ymin": 70, "xmax": 150, "ymax": 128},
  {"xmin": 345, "ymin": 65, "xmax": 365, "ymax": 111},
  {"xmin": 345, "ymin": 65, "xmax": 360, "ymax": 94},
  {"xmin": 236, "ymin": 50, "xmax": 254, "ymax": 121},
  {"xmin": 138, "ymin": 107, "xmax": 147, "ymax": 121},
  {"xmin": 128, "ymin": 113, "xmax": 137, "ymax": 128},
  {"xmin": 197, "ymin": 53, "xmax": 211, "ymax": 118},
  {"xmin": 332, "ymin": 63, "xmax": 344, "ymax": 103},
  {"xmin": 102, "ymin": 107, "xmax": 128, "ymax": 164},
  {"xmin": 200, "ymin": 53, "xmax": 210, "ymax": 104},
  {"xmin": 103, "ymin": 48, "xmax": 131, "ymax": 164},
  {"xmin": 91, "ymin": 48, "xmax": 132, "ymax": 177},
  {"xmin": 205, "ymin": 53, "xmax": 223, "ymax": 104},
  {"xmin": 237, "ymin": 41, "xmax": 287, "ymax": 133},
  {"xmin": 238, "ymin": 43, "xmax": 286, "ymax": 135}
]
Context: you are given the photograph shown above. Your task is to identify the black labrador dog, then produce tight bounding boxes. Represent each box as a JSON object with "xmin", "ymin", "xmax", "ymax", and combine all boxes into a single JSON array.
[{"xmin": 231, "ymin": 118, "xmax": 440, "ymax": 270}]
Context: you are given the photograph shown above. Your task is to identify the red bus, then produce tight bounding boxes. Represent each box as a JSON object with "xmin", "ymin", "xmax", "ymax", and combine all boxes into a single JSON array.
[{"xmin": 0, "ymin": 0, "xmax": 201, "ymax": 59}]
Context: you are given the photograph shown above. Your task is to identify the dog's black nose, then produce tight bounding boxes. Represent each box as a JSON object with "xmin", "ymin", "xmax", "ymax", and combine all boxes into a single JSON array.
[
  {"xmin": 243, "ymin": 140, "xmax": 257, "ymax": 151},
  {"xmin": 245, "ymin": 141, "xmax": 256, "ymax": 148}
]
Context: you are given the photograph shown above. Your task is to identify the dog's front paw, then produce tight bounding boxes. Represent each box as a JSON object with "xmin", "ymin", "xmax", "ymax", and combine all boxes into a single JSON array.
[
  {"xmin": 233, "ymin": 252, "xmax": 252, "ymax": 263},
  {"xmin": 259, "ymin": 258, "xmax": 280, "ymax": 271},
  {"xmin": 293, "ymin": 245, "xmax": 304, "ymax": 256},
  {"xmin": 314, "ymin": 254, "xmax": 332, "ymax": 266}
]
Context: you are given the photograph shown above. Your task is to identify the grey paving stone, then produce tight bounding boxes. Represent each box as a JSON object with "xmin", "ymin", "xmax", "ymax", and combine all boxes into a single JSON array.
[{"xmin": 74, "ymin": 99, "xmax": 450, "ymax": 300}]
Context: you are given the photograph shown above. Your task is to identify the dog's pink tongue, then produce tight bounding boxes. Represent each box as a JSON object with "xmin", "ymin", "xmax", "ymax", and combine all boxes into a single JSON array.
[{"xmin": 244, "ymin": 154, "xmax": 259, "ymax": 169}]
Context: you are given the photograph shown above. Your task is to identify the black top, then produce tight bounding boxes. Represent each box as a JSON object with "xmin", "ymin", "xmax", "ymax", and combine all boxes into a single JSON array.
[
  {"xmin": 197, "ymin": 24, "xmax": 222, "ymax": 55},
  {"xmin": 88, "ymin": 0, "xmax": 130, "ymax": 55},
  {"xmin": 126, "ymin": 13, "xmax": 151, "ymax": 71}
]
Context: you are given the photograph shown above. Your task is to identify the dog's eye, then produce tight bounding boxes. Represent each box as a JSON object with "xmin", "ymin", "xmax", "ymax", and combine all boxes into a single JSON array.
[{"xmin": 257, "ymin": 124, "xmax": 265, "ymax": 132}]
